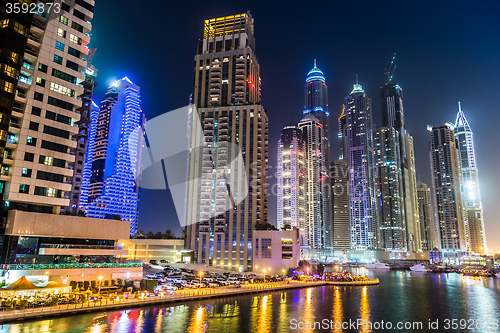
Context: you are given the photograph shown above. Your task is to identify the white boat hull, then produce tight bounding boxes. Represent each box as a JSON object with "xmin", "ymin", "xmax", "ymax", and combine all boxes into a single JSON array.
[{"xmin": 496, "ymin": 273, "xmax": 500, "ymax": 279}]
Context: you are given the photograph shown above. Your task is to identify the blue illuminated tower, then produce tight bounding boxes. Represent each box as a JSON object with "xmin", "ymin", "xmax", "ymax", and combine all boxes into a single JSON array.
[
  {"xmin": 454, "ymin": 102, "xmax": 487, "ymax": 254},
  {"xmin": 302, "ymin": 60, "xmax": 332, "ymax": 252},
  {"xmin": 84, "ymin": 77, "xmax": 145, "ymax": 236},
  {"xmin": 79, "ymin": 101, "xmax": 99, "ymax": 210}
]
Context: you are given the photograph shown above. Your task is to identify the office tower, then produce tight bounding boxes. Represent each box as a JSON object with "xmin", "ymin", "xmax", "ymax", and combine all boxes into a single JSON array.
[
  {"xmin": 78, "ymin": 100, "xmax": 99, "ymax": 211},
  {"xmin": 338, "ymin": 106, "xmax": 348, "ymax": 161},
  {"xmin": 429, "ymin": 123, "xmax": 466, "ymax": 253},
  {"xmin": 454, "ymin": 103, "xmax": 487, "ymax": 254},
  {"xmin": 277, "ymin": 124, "xmax": 306, "ymax": 245},
  {"xmin": 0, "ymin": 2, "xmax": 94, "ymax": 218},
  {"xmin": 84, "ymin": 78, "xmax": 145, "ymax": 236},
  {"xmin": 378, "ymin": 66, "xmax": 420, "ymax": 252},
  {"xmin": 184, "ymin": 13, "xmax": 268, "ymax": 271},
  {"xmin": 301, "ymin": 60, "xmax": 332, "ymax": 250},
  {"xmin": 331, "ymin": 160, "xmax": 349, "ymax": 251},
  {"xmin": 298, "ymin": 114, "xmax": 325, "ymax": 249},
  {"xmin": 374, "ymin": 127, "xmax": 406, "ymax": 251},
  {"xmin": 417, "ymin": 181, "xmax": 433, "ymax": 251},
  {"xmin": 344, "ymin": 83, "xmax": 378, "ymax": 250},
  {"xmin": 65, "ymin": 51, "xmax": 97, "ymax": 214}
]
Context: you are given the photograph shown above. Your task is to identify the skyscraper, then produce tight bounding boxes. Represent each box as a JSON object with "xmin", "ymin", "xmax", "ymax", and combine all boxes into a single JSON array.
[
  {"xmin": 454, "ymin": 103, "xmax": 487, "ymax": 254},
  {"xmin": 298, "ymin": 114, "xmax": 325, "ymax": 250},
  {"xmin": 301, "ymin": 61, "xmax": 332, "ymax": 251},
  {"xmin": 331, "ymin": 160, "xmax": 349, "ymax": 251},
  {"xmin": 184, "ymin": 12, "xmax": 268, "ymax": 271},
  {"xmin": 378, "ymin": 66, "xmax": 421, "ymax": 253},
  {"xmin": 78, "ymin": 100, "xmax": 99, "ymax": 212},
  {"xmin": 277, "ymin": 124, "xmax": 306, "ymax": 244},
  {"xmin": 429, "ymin": 123, "xmax": 467, "ymax": 257},
  {"xmin": 417, "ymin": 180, "xmax": 434, "ymax": 251},
  {"xmin": 84, "ymin": 78, "xmax": 145, "ymax": 236},
  {"xmin": 344, "ymin": 83, "xmax": 378, "ymax": 250},
  {"xmin": 65, "ymin": 52, "xmax": 97, "ymax": 215},
  {"xmin": 0, "ymin": 1, "xmax": 94, "ymax": 216},
  {"xmin": 375, "ymin": 126, "xmax": 406, "ymax": 251}
]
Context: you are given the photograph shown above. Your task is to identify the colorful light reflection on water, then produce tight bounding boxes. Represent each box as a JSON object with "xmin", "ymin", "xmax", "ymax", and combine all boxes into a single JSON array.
[{"xmin": 0, "ymin": 272, "xmax": 499, "ymax": 332}]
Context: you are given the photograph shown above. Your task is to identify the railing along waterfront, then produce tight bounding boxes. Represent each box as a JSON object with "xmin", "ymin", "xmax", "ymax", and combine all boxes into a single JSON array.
[{"xmin": 4, "ymin": 263, "xmax": 141, "ymax": 270}]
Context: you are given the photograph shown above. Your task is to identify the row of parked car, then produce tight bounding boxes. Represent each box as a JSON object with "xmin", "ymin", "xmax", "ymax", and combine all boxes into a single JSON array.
[{"xmin": 145, "ymin": 266, "xmax": 294, "ymax": 292}]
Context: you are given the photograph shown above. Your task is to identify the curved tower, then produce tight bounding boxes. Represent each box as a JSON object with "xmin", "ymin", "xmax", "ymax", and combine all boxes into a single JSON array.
[{"xmin": 454, "ymin": 102, "xmax": 487, "ymax": 254}]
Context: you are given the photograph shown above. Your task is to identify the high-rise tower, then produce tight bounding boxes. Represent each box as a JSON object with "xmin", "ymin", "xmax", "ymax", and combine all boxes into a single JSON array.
[
  {"xmin": 277, "ymin": 124, "xmax": 306, "ymax": 244},
  {"xmin": 344, "ymin": 83, "xmax": 378, "ymax": 250},
  {"xmin": 378, "ymin": 59, "xmax": 420, "ymax": 252},
  {"xmin": 301, "ymin": 60, "xmax": 332, "ymax": 251},
  {"xmin": 84, "ymin": 78, "xmax": 145, "ymax": 236},
  {"xmin": 429, "ymin": 123, "xmax": 467, "ymax": 258},
  {"xmin": 331, "ymin": 160, "xmax": 349, "ymax": 251},
  {"xmin": 417, "ymin": 180, "xmax": 434, "ymax": 251},
  {"xmin": 184, "ymin": 12, "xmax": 268, "ymax": 271},
  {"xmin": 454, "ymin": 103, "xmax": 487, "ymax": 254},
  {"xmin": 0, "ymin": 1, "xmax": 94, "ymax": 216}
]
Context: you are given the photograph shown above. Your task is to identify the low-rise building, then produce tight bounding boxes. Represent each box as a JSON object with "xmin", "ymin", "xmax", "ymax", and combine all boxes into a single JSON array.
[
  {"xmin": 119, "ymin": 238, "xmax": 191, "ymax": 263},
  {"xmin": 0, "ymin": 210, "xmax": 142, "ymax": 284},
  {"xmin": 253, "ymin": 228, "xmax": 300, "ymax": 275}
]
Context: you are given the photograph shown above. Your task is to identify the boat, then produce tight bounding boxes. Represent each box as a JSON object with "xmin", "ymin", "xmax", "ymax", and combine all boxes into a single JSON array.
[
  {"xmin": 410, "ymin": 264, "xmax": 429, "ymax": 272},
  {"xmin": 364, "ymin": 262, "xmax": 391, "ymax": 270},
  {"xmin": 496, "ymin": 273, "xmax": 500, "ymax": 279}
]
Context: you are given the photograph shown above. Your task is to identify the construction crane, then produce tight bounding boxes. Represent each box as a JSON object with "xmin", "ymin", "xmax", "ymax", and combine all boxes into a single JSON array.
[
  {"xmin": 384, "ymin": 53, "xmax": 397, "ymax": 84},
  {"xmin": 83, "ymin": 48, "xmax": 98, "ymax": 77}
]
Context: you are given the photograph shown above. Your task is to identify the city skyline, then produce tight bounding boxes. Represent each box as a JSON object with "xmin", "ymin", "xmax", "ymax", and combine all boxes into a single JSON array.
[{"xmin": 89, "ymin": 1, "xmax": 500, "ymax": 251}]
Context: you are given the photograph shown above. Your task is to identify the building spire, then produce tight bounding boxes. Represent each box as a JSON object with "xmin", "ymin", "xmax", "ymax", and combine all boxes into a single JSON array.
[{"xmin": 314, "ymin": 58, "xmax": 317, "ymax": 68}]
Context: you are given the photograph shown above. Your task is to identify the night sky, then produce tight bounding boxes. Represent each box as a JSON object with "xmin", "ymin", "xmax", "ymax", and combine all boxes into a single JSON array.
[{"xmin": 89, "ymin": 1, "xmax": 500, "ymax": 251}]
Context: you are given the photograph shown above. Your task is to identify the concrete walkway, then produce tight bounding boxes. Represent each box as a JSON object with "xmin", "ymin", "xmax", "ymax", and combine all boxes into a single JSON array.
[{"xmin": 0, "ymin": 279, "xmax": 379, "ymax": 324}]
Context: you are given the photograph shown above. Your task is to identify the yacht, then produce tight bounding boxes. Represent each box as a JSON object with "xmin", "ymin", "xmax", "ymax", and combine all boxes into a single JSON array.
[
  {"xmin": 410, "ymin": 264, "xmax": 429, "ymax": 272},
  {"xmin": 495, "ymin": 273, "xmax": 500, "ymax": 279},
  {"xmin": 364, "ymin": 262, "xmax": 391, "ymax": 270}
]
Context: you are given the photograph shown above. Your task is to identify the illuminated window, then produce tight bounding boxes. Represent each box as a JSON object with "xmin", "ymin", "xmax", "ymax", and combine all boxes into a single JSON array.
[
  {"xmin": 50, "ymin": 82, "xmax": 75, "ymax": 97},
  {"xmin": 56, "ymin": 41, "xmax": 65, "ymax": 51},
  {"xmin": 261, "ymin": 238, "xmax": 272, "ymax": 258},
  {"xmin": 69, "ymin": 34, "xmax": 81, "ymax": 45},
  {"xmin": 12, "ymin": 21, "xmax": 28, "ymax": 36},
  {"xmin": 0, "ymin": 79, "xmax": 14, "ymax": 94},
  {"xmin": 0, "ymin": 19, "xmax": 8, "ymax": 29},
  {"xmin": 60, "ymin": 16, "xmax": 68, "ymax": 25},
  {"xmin": 1, "ymin": 64, "xmax": 17, "ymax": 78},
  {"xmin": 53, "ymin": 55, "xmax": 63, "ymax": 65},
  {"xmin": 57, "ymin": 28, "xmax": 66, "ymax": 38}
]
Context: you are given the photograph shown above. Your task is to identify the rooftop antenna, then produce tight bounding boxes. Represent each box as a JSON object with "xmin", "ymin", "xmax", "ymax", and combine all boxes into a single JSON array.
[
  {"xmin": 384, "ymin": 53, "xmax": 397, "ymax": 84},
  {"xmin": 314, "ymin": 59, "xmax": 317, "ymax": 68},
  {"xmin": 356, "ymin": 74, "xmax": 359, "ymax": 84},
  {"xmin": 458, "ymin": 101, "xmax": 462, "ymax": 113}
]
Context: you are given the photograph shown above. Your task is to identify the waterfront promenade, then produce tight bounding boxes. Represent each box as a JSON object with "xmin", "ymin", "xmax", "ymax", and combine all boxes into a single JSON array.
[{"xmin": 0, "ymin": 279, "xmax": 379, "ymax": 324}]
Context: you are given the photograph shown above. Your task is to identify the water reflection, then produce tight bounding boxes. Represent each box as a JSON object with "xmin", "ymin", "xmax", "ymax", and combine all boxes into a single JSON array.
[
  {"xmin": 332, "ymin": 287, "xmax": 343, "ymax": 333},
  {"xmin": 0, "ymin": 273, "xmax": 499, "ymax": 332}
]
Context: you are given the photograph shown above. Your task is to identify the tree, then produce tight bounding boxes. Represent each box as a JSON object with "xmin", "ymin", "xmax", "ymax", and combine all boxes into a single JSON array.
[
  {"xmin": 113, "ymin": 215, "xmax": 121, "ymax": 220},
  {"xmin": 317, "ymin": 263, "xmax": 325, "ymax": 275},
  {"xmin": 164, "ymin": 230, "xmax": 176, "ymax": 239},
  {"xmin": 77, "ymin": 210, "xmax": 85, "ymax": 217},
  {"xmin": 255, "ymin": 222, "xmax": 278, "ymax": 231},
  {"xmin": 135, "ymin": 230, "xmax": 145, "ymax": 239},
  {"xmin": 146, "ymin": 231, "xmax": 154, "ymax": 239},
  {"xmin": 62, "ymin": 210, "xmax": 71, "ymax": 215},
  {"xmin": 83, "ymin": 281, "xmax": 90, "ymax": 290}
]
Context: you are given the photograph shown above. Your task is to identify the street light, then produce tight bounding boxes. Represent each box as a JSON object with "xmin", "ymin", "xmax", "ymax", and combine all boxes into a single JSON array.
[
  {"xmin": 199, "ymin": 272, "xmax": 203, "ymax": 286},
  {"xmin": 98, "ymin": 276, "xmax": 103, "ymax": 296},
  {"xmin": 263, "ymin": 269, "xmax": 266, "ymax": 283}
]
